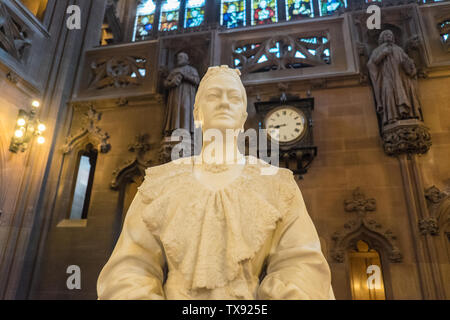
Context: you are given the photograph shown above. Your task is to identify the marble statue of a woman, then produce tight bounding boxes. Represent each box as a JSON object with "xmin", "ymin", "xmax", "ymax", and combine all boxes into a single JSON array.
[{"xmin": 97, "ymin": 65, "xmax": 335, "ymax": 300}]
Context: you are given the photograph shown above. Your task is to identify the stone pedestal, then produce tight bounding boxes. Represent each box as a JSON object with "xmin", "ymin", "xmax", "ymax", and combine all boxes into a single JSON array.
[{"xmin": 382, "ymin": 119, "xmax": 432, "ymax": 157}]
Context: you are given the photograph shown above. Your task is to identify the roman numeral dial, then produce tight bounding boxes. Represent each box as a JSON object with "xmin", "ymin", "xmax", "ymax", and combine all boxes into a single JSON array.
[{"xmin": 265, "ymin": 106, "xmax": 307, "ymax": 143}]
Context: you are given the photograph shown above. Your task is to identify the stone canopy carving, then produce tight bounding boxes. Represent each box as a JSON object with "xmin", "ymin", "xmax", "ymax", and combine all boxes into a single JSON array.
[
  {"xmin": 110, "ymin": 134, "xmax": 153, "ymax": 190},
  {"xmin": 62, "ymin": 105, "xmax": 111, "ymax": 154},
  {"xmin": 331, "ymin": 188, "xmax": 403, "ymax": 263}
]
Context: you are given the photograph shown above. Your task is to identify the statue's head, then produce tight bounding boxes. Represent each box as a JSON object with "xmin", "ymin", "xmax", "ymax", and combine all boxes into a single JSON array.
[
  {"xmin": 194, "ymin": 65, "xmax": 248, "ymax": 133},
  {"xmin": 378, "ymin": 30, "xmax": 395, "ymax": 45},
  {"xmin": 176, "ymin": 52, "xmax": 189, "ymax": 66}
]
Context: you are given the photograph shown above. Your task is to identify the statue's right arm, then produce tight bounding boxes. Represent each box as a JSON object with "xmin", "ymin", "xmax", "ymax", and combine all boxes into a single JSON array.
[{"xmin": 97, "ymin": 192, "xmax": 166, "ymax": 300}]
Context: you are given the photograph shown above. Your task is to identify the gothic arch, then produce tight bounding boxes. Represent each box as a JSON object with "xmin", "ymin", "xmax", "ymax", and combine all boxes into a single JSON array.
[{"xmin": 330, "ymin": 218, "xmax": 403, "ymax": 264}]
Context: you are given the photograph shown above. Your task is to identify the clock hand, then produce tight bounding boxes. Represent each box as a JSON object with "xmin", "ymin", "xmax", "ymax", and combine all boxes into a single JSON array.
[{"xmin": 274, "ymin": 124, "xmax": 287, "ymax": 128}]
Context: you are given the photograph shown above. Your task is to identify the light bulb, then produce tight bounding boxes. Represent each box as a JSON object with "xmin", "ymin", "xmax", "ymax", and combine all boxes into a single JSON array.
[
  {"xmin": 32, "ymin": 100, "xmax": 40, "ymax": 108},
  {"xmin": 38, "ymin": 123, "xmax": 46, "ymax": 132},
  {"xmin": 17, "ymin": 118, "xmax": 26, "ymax": 126},
  {"xmin": 37, "ymin": 136, "xmax": 45, "ymax": 144},
  {"xmin": 15, "ymin": 130, "xmax": 24, "ymax": 138}
]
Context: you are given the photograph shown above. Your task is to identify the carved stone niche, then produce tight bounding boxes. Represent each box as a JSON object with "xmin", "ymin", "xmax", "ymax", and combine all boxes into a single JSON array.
[
  {"xmin": 352, "ymin": 6, "xmax": 428, "ymax": 82},
  {"xmin": 158, "ymin": 32, "xmax": 211, "ymax": 93},
  {"xmin": 330, "ymin": 188, "xmax": 403, "ymax": 264},
  {"xmin": 382, "ymin": 119, "xmax": 432, "ymax": 156}
]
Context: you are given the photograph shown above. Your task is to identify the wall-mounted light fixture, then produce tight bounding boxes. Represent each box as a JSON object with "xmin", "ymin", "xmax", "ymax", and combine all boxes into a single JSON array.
[{"xmin": 9, "ymin": 100, "xmax": 46, "ymax": 153}]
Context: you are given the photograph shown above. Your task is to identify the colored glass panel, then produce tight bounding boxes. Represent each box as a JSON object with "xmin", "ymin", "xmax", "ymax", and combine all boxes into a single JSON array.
[
  {"xmin": 159, "ymin": 0, "xmax": 180, "ymax": 32},
  {"xmin": 133, "ymin": 0, "xmax": 156, "ymax": 41},
  {"xmin": 185, "ymin": 0, "xmax": 205, "ymax": 28},
  {"xmin": 319, "ymin": 0, "xmax": 346, "ymax": 16},
  {"xmin": 252, "ymin": 0, "xmax": 278, "ymax": 25},
  {"xmin": 221, "ymin": 0, "xmax": 246, "ymax": 28},
  {"xmin": 286, "ymin": 0, "xmax": 314, "ymax": 20}
]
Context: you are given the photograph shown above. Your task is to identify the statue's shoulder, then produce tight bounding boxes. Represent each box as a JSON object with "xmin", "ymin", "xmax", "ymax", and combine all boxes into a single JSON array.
[
  {"xmin": 144, "ymin": 157, "xmax": 193, "ymax": 179},
  {"xmin": 246, "ymin": 155, "xmax": 294, "ymax": 181}
]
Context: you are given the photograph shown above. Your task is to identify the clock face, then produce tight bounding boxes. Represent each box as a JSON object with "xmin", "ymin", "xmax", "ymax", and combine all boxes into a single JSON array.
[{"xmin": 265, "ymin": 106, "xmax": 307, "ymax": 143}]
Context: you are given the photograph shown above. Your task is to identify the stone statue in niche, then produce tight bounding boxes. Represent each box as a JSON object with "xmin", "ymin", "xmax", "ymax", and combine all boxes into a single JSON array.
[
  {"xmin": 163, "ymin": 52, "xmax": 200, "ymax": 136},
  {"xmin": 367, "ymin": 30, "xmax": 423, "ymax": 127},
  {"xmin": 97, "ymin": 65, "xmax": 334, "ymax": 300}
]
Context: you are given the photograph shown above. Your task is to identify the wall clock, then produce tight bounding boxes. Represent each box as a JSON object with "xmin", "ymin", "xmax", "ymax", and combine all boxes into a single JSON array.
[{"xmin": 255, "ymin": 97, "xmax": 317, "ymax": 177}]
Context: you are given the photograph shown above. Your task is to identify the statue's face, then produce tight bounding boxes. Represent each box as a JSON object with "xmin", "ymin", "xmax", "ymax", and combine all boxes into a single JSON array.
[
  {"xmin": 197, "ymin": 75, "xmax": 247, "ymax": 132},
  {"xmin": 381, "ymin": 31, "xmax": 394, "ymax": 44},
  {"xmin": 177, "ymin": 53, "xmax": 189, "ymax": 66}
]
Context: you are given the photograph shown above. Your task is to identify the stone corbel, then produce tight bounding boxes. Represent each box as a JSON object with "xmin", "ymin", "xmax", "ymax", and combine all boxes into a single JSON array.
[{"xmin": 382, "ymin": 119, "xmax": 432, "ymax": 157}]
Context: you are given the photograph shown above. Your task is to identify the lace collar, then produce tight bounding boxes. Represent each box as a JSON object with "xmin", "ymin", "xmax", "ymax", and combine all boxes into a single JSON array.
[{"xmin": 138, "ymin": 156, "xmax": 295, "ymax": 293}]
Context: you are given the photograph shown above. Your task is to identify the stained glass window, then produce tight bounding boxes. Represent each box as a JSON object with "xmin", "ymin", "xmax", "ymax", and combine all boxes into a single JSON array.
[
  {"xmin": 159, "ymin": 0, "xmax": 181, "ymax": 32},
  {"xmin": 252, "ymin": 0, "xmax": 278, "ymax": 25},
  {"xmin": 133, "ymin": 0, "xmax": 156, "ymax": 41},
  {"xmin": 185, "ymin": 0, "xmax": 206, "ymax": 28},
  {"xmin": 221, "ymin": 0, "xmax": 246, "ymax": 29},
  {"xmin": 440, "ymin": 20, "xmax": 449, "ymax": 44},
  {"xmin": 319, "ymin": 0, "xmax": 347, "ymax": 16},
  {"xmin": 286, "ymin": 0, "xmax": 314, "ymax": 20}
]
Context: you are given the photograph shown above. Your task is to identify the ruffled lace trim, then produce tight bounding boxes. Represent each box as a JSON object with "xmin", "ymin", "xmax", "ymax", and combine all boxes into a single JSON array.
[{"xmin": 139, "ymin": 156, "xmax": 297, "ymax": 294}]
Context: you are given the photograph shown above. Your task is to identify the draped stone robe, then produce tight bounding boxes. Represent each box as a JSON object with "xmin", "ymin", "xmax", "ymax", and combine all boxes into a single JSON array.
[
  {"xmin": 163, "ymin": 64, "xmax": 200, "ymax": 136},
  {"xmin": 367, "ymin": 43, "xmax": 422, "ymax": 126},
  {"xmin": 97, "ymin": 156, "xmax": 335, "ymax": 300}
]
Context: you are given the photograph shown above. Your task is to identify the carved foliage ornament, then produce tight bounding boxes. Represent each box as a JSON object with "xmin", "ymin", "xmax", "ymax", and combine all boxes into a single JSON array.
[
  {"xmin": 233, "ymin": 35, "xmax": 330, "ymax": 75},
  {"xmin": 0, "ymin": 3, "xmax": 31, "ymax": 61},
  {"xmin": 382, "ymin": 121, "xmax": 432, "ymax": 156},
  {"xmin": 424, "ymin": 185, "xmax": 450, "ymax": 237},
  {"xmin": 62, "ymin": 104, "xmax": 111, "ymax": 154},
  {"xmin": 89, "ymin": 56, "xmax": 147, "ymax": 90},
  {"xmin": 331, "ymin": 188, "xmax": 403, "ymax": 263}
]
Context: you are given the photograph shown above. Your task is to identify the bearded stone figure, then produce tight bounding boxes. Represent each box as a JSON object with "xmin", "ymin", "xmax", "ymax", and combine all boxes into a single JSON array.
[
  {"xmin": 163, "ymin": 52, "xmax": 200, "ymax": 136},
  {"xmin": 367, "ymin": 30, "xmax": 423, "ymax": 126},
  {"xmin": 97, "ymin": 65, "xmax": 334, "ymax": 300}
]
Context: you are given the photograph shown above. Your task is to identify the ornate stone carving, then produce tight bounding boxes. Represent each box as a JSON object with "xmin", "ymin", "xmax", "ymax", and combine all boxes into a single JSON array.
[
  {"xmin": 6, "ymin": 71, "xmax": 18, "ymax": 84},
  {"xmin": 418, "ymin": 217, "xmax": 439, "ymax": 236},
  {"xmin": 110, "ymin": 134, "xmax": 152, "ymax": 190},
  {"xmin": 89, "ymin": 56, "xmax": 147, "ymax": 90},
  {"xmin": 62, "ymin": 105, "xmax": 111, "ymax": 154},
  {"xmin": 424, "ymin": 185, "xmax": 450, "ymax": 238},
  {"xmin": 425, "ymin": 186, "xmax": 447, "ymax": 204},
  {"xmin": 0, "ymin": 3, "xmax": 31, "ymax": 61},
  {"xmin": 344, "ymin": 187, "xmax": 376, "ymax": 217},
  {"xmin": 382, "ymin": 119, "xmax": 432, "ymax": 156},
  {"xmin": 330, "ymin": 187, "xmax": 403, "ymax": 263},
  {"xmin": 233, "ymin": 35, "xmax": 330, "ymax": 75}
]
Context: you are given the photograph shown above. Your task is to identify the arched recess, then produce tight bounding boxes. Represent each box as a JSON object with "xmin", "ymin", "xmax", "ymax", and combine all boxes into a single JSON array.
[
  {"xmin": 110, "ymin": 158, "xmax": 151, "ymax": 245},
  {"xmin": 330, "ymin": 217, "xmax": 402, "ymax": 300},
  {"xmin": 54, "ymin": 105, "xmax": 111, "ymax": 225},
  {"xmin": 109, "ymin": 133, "xmax": 153, "ymax": 246}
]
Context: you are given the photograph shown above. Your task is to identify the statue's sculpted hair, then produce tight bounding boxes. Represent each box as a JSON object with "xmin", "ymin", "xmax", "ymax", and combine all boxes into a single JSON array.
[{"xmin": 194, "ymin": 65, "xmax": 247, "ymax": 123}]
